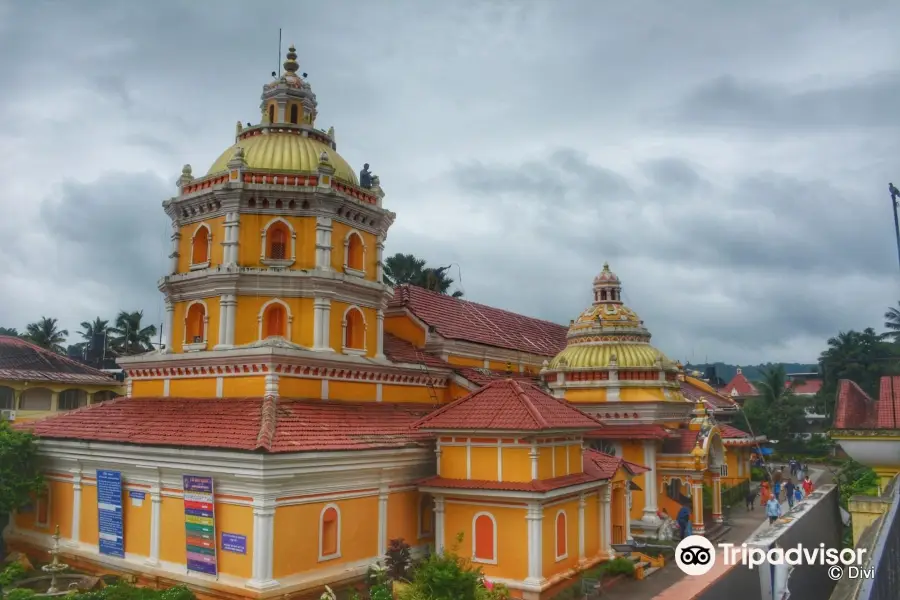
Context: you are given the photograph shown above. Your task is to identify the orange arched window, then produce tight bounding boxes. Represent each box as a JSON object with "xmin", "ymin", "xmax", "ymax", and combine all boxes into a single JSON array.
[
  {"xmin": 473, "ymin": 513, "xmax": 495, "ymax": 563},
  {"xmin": 35, "ymin": 488, "xmax": 50, "ymax": 527},
  {"xmin": 289, "ymin": 104, "xmax": 298, "ymax": 124},
  {"xmin": 419, "ymin": 495, "xmax": 433, "ymax": 537},
  {"xmin": 192, "ymin": 227, "xmax": 209, "ymax": 265},
  {"xmin": 263, "ymin": 304, "xmax": 286, "ymax": 338},
  {"xmin": 320, "ymin": 506, "xmax": 339, "ymax": 559},
  {"xmin": 346, "ymin": 233, "xmax": 364, "ymax": 272},
  {"xmin": 555, "ymin": 511, "xmax": 568, "ymax": 560},
  {"xmin": 267, "ymin": 222, "xmax": 289, "ymax": 260},
  {"xmin": 344, "ymin": 308, "xmax": 365, "ymax": 349},
  {"xmin": 186, "ymin": 303, "xmax": 206, "ymax": 343},
  {"xmin": 268, "ymin": 104, "xmax": 275, "ymax": 124}
]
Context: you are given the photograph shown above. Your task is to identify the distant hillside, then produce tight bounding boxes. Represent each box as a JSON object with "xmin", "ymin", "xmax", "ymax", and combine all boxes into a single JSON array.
[{"xmin": 684, "ymin": 362, "xmax": 819, "ymax": 386}]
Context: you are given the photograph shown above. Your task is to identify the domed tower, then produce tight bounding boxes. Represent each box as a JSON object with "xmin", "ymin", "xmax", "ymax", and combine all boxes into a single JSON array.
[
  {"xmin": 541, "ymin": 263, "xmax": 687, "ymax": 423},
  {"xmin": 122, "ymin": 47, "xmax": 397, "ymax": 398}
]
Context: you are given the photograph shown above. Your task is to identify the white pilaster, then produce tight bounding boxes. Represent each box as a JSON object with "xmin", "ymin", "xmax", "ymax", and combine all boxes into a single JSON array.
[
  {"xmin": 313, "ymin": 298, "xmax": 333, "ymax": 351},
  {"xmin": 375, "ymin": 235, "xmax": 385, "ymax": 283},
  {"xmin": 530, "ymin": 443, "xmax": 539, "ymax": 480},
  {"xmin": 216, "ymin": 377, "xmax": 224, "ymax": 397},
  {"xmin": 169, "ymin": 225, "xmax": 181, "ymax": 274},
  {"xmin": 601, "ymin": 485, "xmax": 613, "ymax": 556},
  {"xmin": 162, "ymin": 379, "xmax": 170, "ymax": 397},
  {"xmin": 215, "ymin": 295, "xmax": 229, "ymax": 350},
  {"xmin": 578, "ymin": 493, "xmax": 586, "ymax": 563},
  {"xmin": 625, "ymin": 485, "xmax": 633, "ymax": 541},
  {"xmin": 377, "ymin": 483, "xmax": 389, "ymax": 555},
  {"xmin": 315, "ymin": 217, "xmax": 333, "ymax": 270},
  {"xmin": 224, "ymin": 295, "xmax": 237, "ymax": 346},
  {"xmin": 264, "ymin": 374, "xmax": 279, "ymax": 398},
  {"xmin": 375, "ymin": 309, "xmax": 385, "ymax": 359},
  {"xmin": 163, "ymin": 301, "xmax": 174, "ymax": 353},
  {"xmin": 147, "ymin": 482, "xmax": 161, "ymax": 566},
  {"xmin": 434, "ymin": 496, "xmax": 446, "ymax": 554},
  {"xmin": 70, "ymin": 469, "xmax": 82, "ymax": 544},
  {"xmin": 641, "ymin": 441, "xmax": 660, "ymax": 524},
  {"xmin": 376, "ymin": 383, "xmax": 383, "ymax": 402},
  {"xmin": 125, "ymin": 379, "xmax": 133, "ymax": 397},
  {"xmin": 321, "ymin": 378, "xmax": 329, "ymax": 400},
  {"xmin": 525, "ymin": 502, "xmax": 544, "ymax": 585},
  {"xmin": 247, "ymin": 500, "xmax": 278, "ymax": 590}
]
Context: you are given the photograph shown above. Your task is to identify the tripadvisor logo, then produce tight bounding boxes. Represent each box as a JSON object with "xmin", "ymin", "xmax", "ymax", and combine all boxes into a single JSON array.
[{"xmin": 676, "ymin": 535, "xmax": 717, "ymax": 576}]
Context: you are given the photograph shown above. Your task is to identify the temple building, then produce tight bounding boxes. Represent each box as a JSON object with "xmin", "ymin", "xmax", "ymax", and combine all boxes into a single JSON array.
[
  {"xmin": 0, "ymin": 336, "xmax": 122, "ymax": 422},
  {"xmin": 5, "ymin": 46, "xmax": 761, "ymax": 600}
]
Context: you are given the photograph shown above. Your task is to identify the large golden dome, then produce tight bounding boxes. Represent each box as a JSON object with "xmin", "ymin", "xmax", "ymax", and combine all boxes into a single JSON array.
[
  {"xmin": 547, "ymin": 263, "xmax": 676, "ymax": 370},
  {"xmin": 206, "ymin": 132, "xmax": 358, "ymax": 184}
]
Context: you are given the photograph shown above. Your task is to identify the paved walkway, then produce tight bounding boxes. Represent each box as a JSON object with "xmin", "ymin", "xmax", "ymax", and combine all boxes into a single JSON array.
[{"xmin": 599, "ymin": 466, "xmax": 830, "ymax": 600}]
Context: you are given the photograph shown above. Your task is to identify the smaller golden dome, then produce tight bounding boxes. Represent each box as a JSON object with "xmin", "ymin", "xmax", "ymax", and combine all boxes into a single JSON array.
[{"xmin": 548, "ymin": 342, "xmax": 667, "ymax": 369}]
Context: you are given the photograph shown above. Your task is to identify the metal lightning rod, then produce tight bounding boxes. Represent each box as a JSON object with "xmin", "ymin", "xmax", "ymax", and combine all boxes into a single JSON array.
[
  {"xmin": 278, "ymin": 29, "xmax": 282, "ymax": 77},
  {"xmin": 890, "ymin": 183, "xmax": 900, "ymax": 276}
]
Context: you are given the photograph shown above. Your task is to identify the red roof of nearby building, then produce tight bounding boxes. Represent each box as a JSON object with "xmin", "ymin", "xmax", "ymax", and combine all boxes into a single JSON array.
[
  {"xmin": 21, "ymin": 397, "xmax": 435, "ymax": 452},
  {"xmin": 679, "ymin": 379, "xmax": 737, "ymax": 410},
  {"xmin": 720, "ymin": 369, "xmax": 757, "ymax": 397},
  {"xmin": 0, "ymin": 336, "xmax": 117, "ymax": 385},
  {"xmin": 661, "ymin": 429, "xmax": 701, "ymax": 454},
  {"xmin": 587, "ymin": 424, "xmax": 673, "ymax": 440},
  {"xmin": 382, "ymin": 334, "xmax": 451, "ymax": 369},
  {"xmin": 420, "ymin": 449, "xmax": 648, "ymax": 493},
  {"xmin": 834, "ymin": 377, "xmax": 900, "ymax": 430},
  {"xmin": 454, "ymin": 367, "xmax": 539, "ymax": 386},
  {"xmin": 414, "ymin": 379, "xmax": 602, "ymax": 431},
  {"xmin": 787, "ymin": 378, "xmax": 823, "ymax": 395},
  {"xmin": 388, "ymin": 285, "xmax": 568, "ymax": 356}
]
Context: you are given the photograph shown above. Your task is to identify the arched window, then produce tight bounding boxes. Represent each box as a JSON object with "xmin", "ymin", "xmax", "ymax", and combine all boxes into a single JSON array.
[
  {"xmin": 261, "ymin": 218, "xmax": 295, "ymax": 266},
  {"xmin": 472, "ymin": 512, "xmax": 497, "ymax": 564},
  {"xmin": 0, "ymin": 386, "xmax": 14, "ymax": 410},
  {"xmin": 319, "ymin": 504, "xmax": 341, "ymax": 561},
  {"xmin": 344, "ymin": 231, "xmax": 365, "ymax": 273},
  {"xmin": 184, "ymin": 301, "xmax": 207, "ymax": 348},
  {"xmin": 555, "ymin": 510, "xmax": 568, "ymax": 561},
  {"xmin": 35, "ymin": 487, "xmax": 50, "ymax": 528},
  {"xmin": 92, "ymin": 390, "xmax": 120, "ymax": 404},
  {"xmin": 191, "ymin": 224, "xmax": 211, "ymax": 267},
  {"xmin": 418, "ymin": 494, "xmax": 434, "ymax": 538},
  {"xmin": 343, "ymin": 307, "xmax": 366, "ymax": 352},
  {"xmin": 289, "ymin": 104, "xmax": 298, "ymax": 124},
  {"xmin": 268, "ymin": 104, "xmax": 275, "ymax": 124},
  {"xmin": 264, "ymin": 304, "xmax": 286, "ymax": 338},
  {"xmin": 58, "ymin": 389, "xmax": 87, "ymax": 411}
]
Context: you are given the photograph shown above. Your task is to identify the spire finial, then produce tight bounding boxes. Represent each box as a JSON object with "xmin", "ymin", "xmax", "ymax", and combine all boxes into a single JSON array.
[{"xmin": 283, "ymin": 45, "xmax": 299, "ymax": 75}]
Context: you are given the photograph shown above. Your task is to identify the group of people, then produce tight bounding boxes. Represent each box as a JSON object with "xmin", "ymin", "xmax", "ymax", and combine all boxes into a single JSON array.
[{"xmin": 745, "ymin": 460, "xmax": 815, "ymax": 525}]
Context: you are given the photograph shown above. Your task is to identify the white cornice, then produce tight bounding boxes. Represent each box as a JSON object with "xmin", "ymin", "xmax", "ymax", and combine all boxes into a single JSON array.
[{"xmin": 420, "ymin": 478, "xmax": 604, "ymax": 502}]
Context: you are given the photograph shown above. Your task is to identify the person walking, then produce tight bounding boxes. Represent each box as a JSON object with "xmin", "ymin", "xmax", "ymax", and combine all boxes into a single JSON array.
[
  {"xmin": 677, "ymin": 504, "xmax": 691, "ymax": 540},
  {"xmin": 794, "ymin": 486, "xmax": 803, "ymax": 504},
  {"xmin": 760, "ymin": 481, "xmax": 770, "ymax": 506},
  {"xmin": 746, "ymin": 486, "xmax": 758, "ymax": 511},
  {"xmin": 766, "ymin": 495, "xmax": 782, "ymax": 525},
  {"xmin": 802, "ymin": 475, "xmax": 814, "ymax": 496},
  {"xmin": 785, "ymin": 479, "xmax": 796, "ymax": 509},
  {"xmin": 773, "ymin": 479, "xmax": 782, "ymax": 502}
]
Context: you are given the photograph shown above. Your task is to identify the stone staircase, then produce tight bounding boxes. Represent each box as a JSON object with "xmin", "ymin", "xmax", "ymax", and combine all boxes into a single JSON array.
[{"xmin": 627, "ymin": 551, "xmax": 665, "ymax": 580}]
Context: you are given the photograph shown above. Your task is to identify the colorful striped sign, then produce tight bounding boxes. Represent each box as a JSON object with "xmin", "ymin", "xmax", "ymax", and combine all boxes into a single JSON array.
[{"xmin": 183, "ymin": 475, "xmax": 217, "ymax": 576}]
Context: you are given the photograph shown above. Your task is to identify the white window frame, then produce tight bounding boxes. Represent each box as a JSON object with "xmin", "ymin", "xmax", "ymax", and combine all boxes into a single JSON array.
[
  {"xmin": 318, "ymin": 503, "xmax": 342, "ymax": 562},
  {"xmin": 190, "ymin": 223, "xmax": 212, "ymax": 270},
  {"xmin": 555, "ymin": 509, "xmax": 568, "ymax": 562},
  {"xmin": 342, "ymin": 229, "xmax": 367, "ymax": 277},
  {"xmin": 341, "ymin": 305, "xmax": 368, "ymax": 356},
  {"xmin": 257, "ymin": 298, "xmax": 293, "ymax": 341},
  {"xmin": 183, "ymin": 299, "xmax": 210, "ymax": 352},
  {"xmin": 35, "ymin": 487, "xmax": 51, "ymax": 529},
  {"xmin": 260, "ymin": 217, "xmax": 297, "ymax": 268}
]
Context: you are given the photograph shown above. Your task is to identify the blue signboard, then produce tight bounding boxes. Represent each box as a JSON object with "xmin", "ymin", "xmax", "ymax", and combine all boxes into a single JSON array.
[
  {"xmin": 221, "ymin": 533, "xmax": 246, "ymax": 554},
  {"xmin": 97, "ymin": 470, "xmax": 124, "ymax": 558},
  {"xmin": 129, "ymin": 491, "xmax": 145, "ymax": 500}
]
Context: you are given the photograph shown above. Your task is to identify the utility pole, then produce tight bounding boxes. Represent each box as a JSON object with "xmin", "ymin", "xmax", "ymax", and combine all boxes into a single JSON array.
[{"xmin": 889, "ymin": 183, "xmax": 900, "ymax": 276}]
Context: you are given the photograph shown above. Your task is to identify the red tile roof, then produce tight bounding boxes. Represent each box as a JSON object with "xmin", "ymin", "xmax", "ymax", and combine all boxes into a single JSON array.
[
  {"xmin": 720, "ymin": 369, "xmax": 758, "ymax": 397},
  {"xmin": 414, "ymin": 379, "xmax": 602, "ymax": 431},
  {"xmin": 679, "ymin": 379, "xmax": 737, "ymax": 410},
  {"xmin": 587, "ymin": 424, "xmax": 673, "ymax": 440},
  {"xmin": 382, "ymin": 334, "xmax": 451, "ymax": 369},
  {"xmin": 420, "ymin": 449, "xmax": 648, "ymax": 493},
  {"xmin": 661, "ymin": 429, "xmax": 700, "ymax": 454},
  {"xmin": 454, "ymin": 367, "xmax": 539, "ymax": 386},
  {"xmin": 388, "ymin": 285, "xmax": 568, "ymax": 356},
  {"xmin": 834, "ymin": 377, "xmax": 900, "ymax": 430},
  {"xmin": 787, "ymin": 378, "xmax": 823, "ymax": 395},
  {"xmin": 0, "ymin": 336, "xmax": 117, "ymax": 385},
  {"xmin": 21, "ymin": 397, "xmax": 435, "ymax": 452}
]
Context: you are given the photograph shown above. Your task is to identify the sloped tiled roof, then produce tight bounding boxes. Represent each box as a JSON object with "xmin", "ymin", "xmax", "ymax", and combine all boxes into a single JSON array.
[
  {"xmin": 661, "ymin": 429, "xmax": 700, "ymax": 454},
  {"xmin": 720, "ymin": 369, "xmax": 758, "ymax": 397},
  {"xmin": 414, "ymin": 379, "xmax": 602, "ymax": 431},
  {"xmin": 834, "ymin": 377, "xmax": 900, "ymax": 430},
  {"xmin": 587, "ymin": 424, "xmax": 673, "ymax": 440},
  {"xmin": 388, "ymin": 285, "xmax": 568, "ymax": 356},
  {"xmin": 454, "ymin": 367, "xmax": 539, "ymax": 386},
  {"xmin": 0, "ymin": 335, "xmax": 116, "ymax": 385},
  {"xmin": 680, "ymin": 377, "xmax": 737, "ymax": 410},
  {"xmin": 787, "ymin": 378, "xmax": 823, "ymax": 395},
  {"xmin": 584, "ymin": 448, "xmax": 650, "ymax": 478},
  {"xmin": 382, "ymin": 333, "xmax": 451, "ymax": 369},
  {"xmin": 22, "ymin": 397, "xmax": 434, "ymax": 452}
]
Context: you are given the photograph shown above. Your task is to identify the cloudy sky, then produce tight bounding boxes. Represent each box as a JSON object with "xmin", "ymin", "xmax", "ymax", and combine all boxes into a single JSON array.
[{"xmin": 1, "ymin": 0, "xmax": 898, "ymax": 365}]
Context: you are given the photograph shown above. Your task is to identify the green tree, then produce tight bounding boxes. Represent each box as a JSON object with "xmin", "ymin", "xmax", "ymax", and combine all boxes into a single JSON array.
[
  {"xmin": 109, "ymin": 311, "xmax": 157, "ymax": 356},
  {"xmin": 383, "ymin": 253, "xmax": 464, "ymax": 297},
  {"xmin": 0, "ymin": 421, "xmax": 45, "ymax": 558},
  {"xmin": 23, "ymin": 317, "xmax": 69, "ymax": 353},
  {"xmin": 75, "ymin": 317, "xmax": 111, "ymax": 357},
  {"xmin": 0, "ymin": 327, "xmax": 20, "ymax": 337},
  {"xmin": 741, "ymin": 364, "xmax": 804, "ymax": 444},
  {"xmin": 883, "ymin": 301, "xmax": 900, "ymax": 342}
]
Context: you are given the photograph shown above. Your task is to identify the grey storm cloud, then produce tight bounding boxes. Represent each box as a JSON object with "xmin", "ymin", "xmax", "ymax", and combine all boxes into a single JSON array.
[{"xmin": 1, "ymin": 0, "xmax": 899, "ymax": 364}]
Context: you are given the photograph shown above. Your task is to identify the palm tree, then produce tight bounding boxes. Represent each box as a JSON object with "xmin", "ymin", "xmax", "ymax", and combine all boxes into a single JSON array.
[
  {"xmin": 383, "ymin": 253, "xmax": 464, "ymax": 297},
  {"xmin": 744, "ymin": 364, "xmax": 803, "ymax": 444},
  {"xmin": 109, "ymin": 310, "xmax": 157, "ymax": 356},
  {"xmin": 421, "ymin": 266, "xmax": 464, "ymax": 298},
  {"xmin": 0, "ymin": 327, "xmax": 20, "ymax": 337},
  {"xmin": 76, "ymin": 317, "xmax": 110, "ymax": 354},
  {"xmin": 883, "ymin": 302, "xmax": 900, "ymax": 341},
  {"xmin": 23, "ymin": 317, "xmax": 69, "ymax": 353}
]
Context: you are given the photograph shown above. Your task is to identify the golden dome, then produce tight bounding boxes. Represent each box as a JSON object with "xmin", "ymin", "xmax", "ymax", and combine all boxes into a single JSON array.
[
  {"xmin": 549, "ymin": 342, "xmax": 667, "ymax": 369},
  {"xmin": 206, "ymin": 132, "xmax": 358, "ymax": 185}
]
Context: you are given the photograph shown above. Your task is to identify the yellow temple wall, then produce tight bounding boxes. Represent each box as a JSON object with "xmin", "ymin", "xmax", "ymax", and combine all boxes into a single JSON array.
[
  {"xmin": 439, "ymin": 445, "xmax": 468, "ymax": 479},
  {"xmin": 330, "ymin": 221, "xmax": 378, "ymax": 280},
  {"xmin": 272, "ymin": 494, "xmax": 379, "ymax": 579},
  {"xmin": 233, "ymin": 296, "xmax": 315, "ymax": 347},
  {"xmin": 279, "ymin": 376, "xmax": 322, "ymax": 399},
  {"xmin": 215, "ymin": 502, "xmax": 254, "ymax": 579},
  {"xmin": 618, "ymin": 387, "xmax": 666, "ymax": 402},
  {"xmin": 471, "ymin": 446, "xmax": 499, "ymax": 480},
  {"xmin": 503, "ymin": 447, "xmax": 532, "ymax": 483},
  {"xmin": 583, "ymin": 491, "xmax": 600, "ymax": 559},
  {"xmin": 328, "ymin": 380, "xmax": 375, "ymax": 401},
  {"xmin": 132, "ymin": 379, "xmax": 166, "ymax": 397},
  {"xmin": 382, "ymin": 384, "xmax": 437, "ymax": 403},
  {"xmin": 169, "ymin": 377, "xmax": 218, "ymax": 397},
  {"xmin": 618, "ymin": 441, "xmax": 647, "ymax": 520},
  {"xmin": 542, "ymin": 498, "xmax": 580, "ymax": 579},
  {"xmin": 222, "ymin": 376, "xmax": 263, "ymax": 397},
  {"xmin": 330, "ymin": 301, "xmax": 377, "ymax": 357},
  {"xmin": 386, "ymin": 490, "xmax": 434, "ymax": 546},
  {"xmin": 446, "ymin": 355, "xmax": 483, "ymax": 368},
  {"xmin": 159, "ymin": 495, "xmax": 186, "ymax": 565},
  {"xmin": 383, "ymin": 314, "xmax": 427, "ymax": 348},
  {"xmin": 561, "ymin": 388, "xmax": 607, "ymax": 403},
  {"xmin": 124, "ymin": 486, "xmax": 151, "ymax": 557},
  {"xmin": 536, "ymin": 443, "xmax": 582, "ymax": 480},
  {"xmin": 443, "ymin": 501, "xmax": 528, "ymax": 581},
  {"xmin": 177, "ymin": 217, "xmax": 226, "ymax": 273},
  {"xmin": 235, "ymin": 214, "xmax": 317, "ymax": 270}
]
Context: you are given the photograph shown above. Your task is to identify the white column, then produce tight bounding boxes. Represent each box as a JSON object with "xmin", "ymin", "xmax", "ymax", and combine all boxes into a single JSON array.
[
  {"xmin": 434, "ymin": 496, "xmax": 446, "ymax": 554},
  {"xmin": 376, "ymin": 235, "xmax": 385, "ymax": 283},
  {"xmin": 169, "ymin": 224, "xmax": 181, "ymax": 274},
  {"xmin": 147, "ymin": 483, "xmax": 161, "ymax": 566},
  {"xmin": 215, "ymin": 295, "xmax": 229, "ymax": 349},
  {"xmin": 223, "ymin": 212, "xmax": 240, "ymax": 265},
  {"xmin": 315, "ymin": 217, "xmax": 333, "ymax": 270},
  {"xmin": 578, "ymin": 493, "xmax": 586, "ymax": 563},
  {"xmin": 224, "ymin": 295, "xmax": 237, "ymax": 346},
  {"xmin": 525, "ymin": 502, "xmax": 543, "ymax": 584},
  {"xmin": 163, "ymin": 301, "xmax": 174, "ymax": 353},
  {"xmin": 378, "ymin": 483, "xmax": 389, "ymax": 556},
  {"xmin": 625, "ymin": 485, "xmax": 633, "ymax": 541},
  {"xmin": 691, "ymin": 481, "xmax": 705, "ymax": 534},
  {"xmin": 125, "ymin": 379, "xmax": 133, "ymax": 397},
  {"xmin": 601, "ymin": 485, "xmax": 613, "ymax": 556},
  {"xmin": 313, "ymin": 298, "xmax": 333, "ymax": 351},
  {"xmin": 247, "ymin": 501, "xmax": 278, "ymax": 590},
  {"xmin": 375, "ymin": 309, "xmax": 385, "ymax": 359},
  {"xmin": 264, "ymin": 373, "xmax": 279, "ymax": 398},
  {"xmin": 69, "ymin": 470, "xmax": 82, "ymax": 544},
  {"xmin": 530, "ymin": 443, "xmax": 539, "ymax": 480},
  {"xmin": 641, "ymin": 441, "xmax": 659, "ymax": 523}
]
